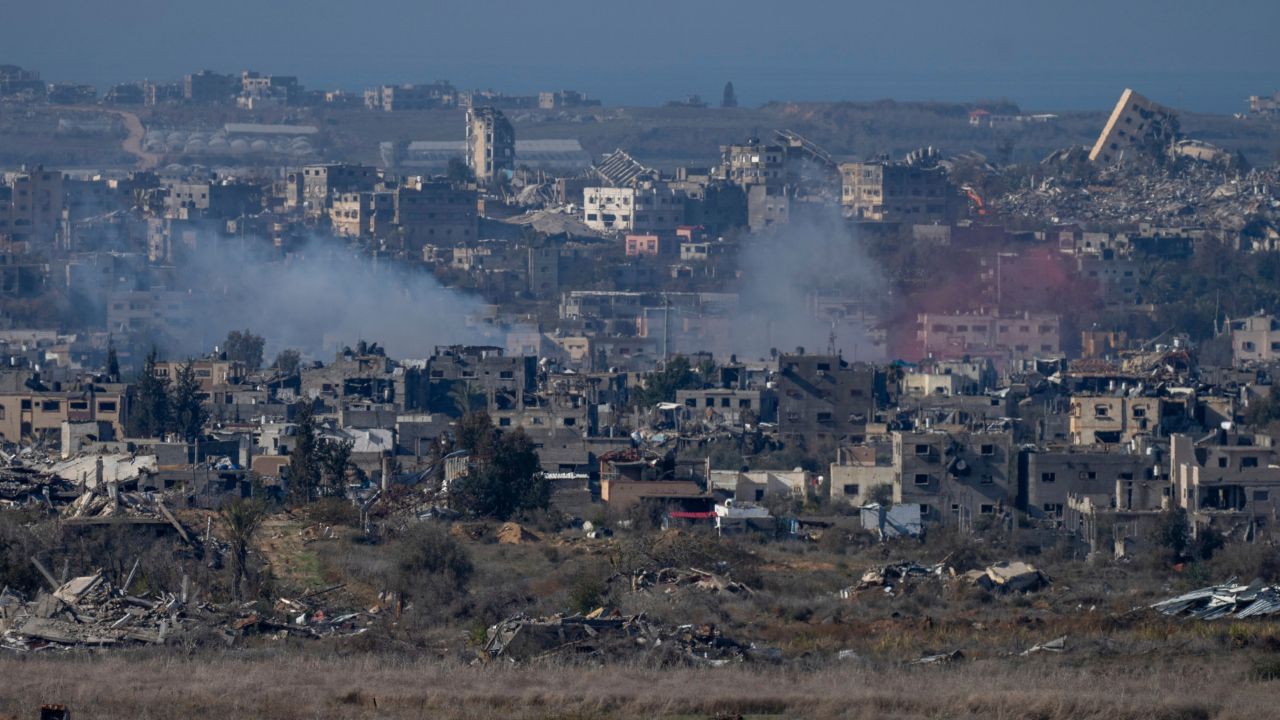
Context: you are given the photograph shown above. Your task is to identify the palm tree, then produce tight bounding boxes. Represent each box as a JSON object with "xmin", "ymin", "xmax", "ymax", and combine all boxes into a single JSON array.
[
  {"xmin": 449, "ymin": 381, "xmax": 483, "ymax": 416},
  {"xmin": 219, "ymin": 497, "xmax": 268, "ymax": 601}
]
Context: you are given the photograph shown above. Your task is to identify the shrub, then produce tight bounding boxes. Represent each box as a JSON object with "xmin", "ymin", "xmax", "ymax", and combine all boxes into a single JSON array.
[
  {"xmin": 1250, "ymin": 657, "xmax": 1280, "ymax": 681},
  {"xmin": 569, "ymin": 572, "xmax": 606, "ymax": 614},
  {"xmin": 302, "ymin": 497, "xmax": 359, "ymax": 527},
  {"xmin": 356, "ymin": 522, "xmax": 475, "ymax": 622}
]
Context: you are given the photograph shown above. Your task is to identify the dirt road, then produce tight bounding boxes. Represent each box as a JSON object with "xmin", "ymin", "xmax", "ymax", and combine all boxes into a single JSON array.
[{"xmin": 59, "ymin": 105, "xmax": 160, "ymax": 170}]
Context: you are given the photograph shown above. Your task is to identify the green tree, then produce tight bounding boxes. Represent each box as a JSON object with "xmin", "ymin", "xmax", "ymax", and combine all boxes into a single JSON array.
[
  {"xmin": 318, "ymin": 439, "xmax": 354, "ymax": 496},
  {"xmin": 127, "ymin": 348, "xmax": 169, "ymax": 439},
  {"xmin": 1154, "ymin": 507, "xmax": 1191, "ymax": 562},
  {"xmin": 449, "ymin": 418, "xmax": 548, "ymax": 520},
  {"xmin": 168, "ymin": 360, "xmax": 208, "ymax": 443},
  {"xmin": 219, "ymin": 497, "xmax": 268, "ymax": 601},
  {"xmin": 272, "ymin": 348, "xmax": 302, "ymax": 376},
  {"xmin": 224, "ymin": 329, "xmax": 266, "ymax": 371},
  {"xmin": 456, "ymin": 410, "xmax": 497, "ymax": 460},
  {"xmin": 288, "ymin": 399, "xmax": 322, "ymax": 505},
  {"xmin": 631, "ymin": 355, "xmax": 709, "ymax": 408},
  {"xmin": 448, "ymin": 381, "xmax": 485, "ymax": 417}
]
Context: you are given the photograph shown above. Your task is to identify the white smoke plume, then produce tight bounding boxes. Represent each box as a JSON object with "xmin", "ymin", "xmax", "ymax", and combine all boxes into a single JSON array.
[
  {"xmin": 165, "ymin": 235, "xmax": 495, "ymax": 361},
  {"xmin": 728, "ymin": 207, "xmax": 887, "ymax": 362}
]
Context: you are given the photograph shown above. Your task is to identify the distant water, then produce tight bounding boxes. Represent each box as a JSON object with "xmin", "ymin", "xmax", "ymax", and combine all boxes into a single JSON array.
[
  {"xmin": 554, "ymin": 68, "xmax": 1279, "ymax": 115},
  {"xmin": 74, "ymin": 65, "xmax": 1275, "ymax": 116}
]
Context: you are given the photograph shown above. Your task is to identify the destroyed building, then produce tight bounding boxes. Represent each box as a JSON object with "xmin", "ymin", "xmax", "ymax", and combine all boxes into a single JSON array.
[
  {"xmin": 1088, "ymin": 88, "xmax": 1180, "ymax": 165},
  {"xmin": 839, "ymin": 155, "xmax": 957, "ymax": 223},
  {"xmin": 1022, "ymin": 446, "xmax": 1155, "ymax": 521},
  {"xmin": 893, "ymin": 429, "xmax": 1016, "ymax": 527},
  {"xmin": 582, "ymin": 181, "xmax": 687, "ymax": 234},
  {"xmin": 775, "ymin": 353, "xmax": 878, "ymax": 449},
  {"xmin": 1172, "ymin": 431, "xmax": 1280, "ymax": 541},
  {"xmin": 466, "ymin": 107, "xmax": 515, "ymax": 186},
  {"xmin": 424, "ymin": 345, "xmax": 537, "ymax": 417}
]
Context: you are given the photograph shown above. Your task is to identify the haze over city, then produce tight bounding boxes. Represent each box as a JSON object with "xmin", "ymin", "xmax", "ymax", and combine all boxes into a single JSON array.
[
  {"xmin": 4, "ymin": 0, "xmax": 1279, "ymax": 111},
  {"xmin": 1, "ymin": 1, "xmax": 1280, "ymax": 718}
]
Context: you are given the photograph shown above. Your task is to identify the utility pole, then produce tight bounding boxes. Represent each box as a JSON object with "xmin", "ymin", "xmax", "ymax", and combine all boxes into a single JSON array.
[{"xmin": 662, "ymin": 294, "xmax": 670, "ymax": 360}]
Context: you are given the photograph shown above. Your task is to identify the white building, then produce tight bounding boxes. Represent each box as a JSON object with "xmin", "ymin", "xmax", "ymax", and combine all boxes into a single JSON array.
[
  {"xmin": 582, "ymin": 182, "xmax": 686, "ymax": 234},
  {"xmin": 1229, "ymin": 314, "xmax": 1280, "ymax": 364}
]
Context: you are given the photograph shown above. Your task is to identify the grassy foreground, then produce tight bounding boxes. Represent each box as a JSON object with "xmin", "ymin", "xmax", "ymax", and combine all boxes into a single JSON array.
[{"xmin": 0, "ymin": 651, "xmax": 1273, "ymax": 720}]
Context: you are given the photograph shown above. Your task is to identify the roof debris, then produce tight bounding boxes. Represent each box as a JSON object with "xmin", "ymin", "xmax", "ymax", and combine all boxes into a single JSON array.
[{"xmin": 1151, "ymin": 580, "xmax": 1280, "ymax": 620}]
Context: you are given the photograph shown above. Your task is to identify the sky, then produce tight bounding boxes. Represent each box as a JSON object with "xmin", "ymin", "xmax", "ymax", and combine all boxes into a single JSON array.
[{"xmin": 4, "ymin": 0, "xmax": 1278, "ymax": 113}]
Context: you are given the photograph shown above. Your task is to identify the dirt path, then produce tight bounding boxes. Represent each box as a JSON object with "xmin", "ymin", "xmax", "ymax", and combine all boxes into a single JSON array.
[{"xmin": 59, "ymin": 105, "xmax": 160, "ymax": 170}]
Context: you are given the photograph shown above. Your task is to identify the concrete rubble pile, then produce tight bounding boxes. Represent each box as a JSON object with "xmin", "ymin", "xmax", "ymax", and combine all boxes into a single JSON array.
[
  {"xmin": 239, "ymin": 591, "xmax": 373, "ymax": 640},
  {"xmin": 963, "ymin": 561, "xmax": 1052, "ymax": 594},
  {"xmin": 60, "ymin": 486, "xmax": 199, "ymax": 547},
  {"xmin": 0, "ymin": 466, "xmax": 72, "ymax": 509},
  {"xmin": 0, "ymin": 566, "xmax": 373, "ymax": 652},
  {"xmin": 994, "ymin": 162, "xmax": 1280, "ymax": 230},
  {"xmin": 627, "ymin": 567, "xmax": 754, "ymax": 595},
  {"xmin": 482, "ymin": 611, "xmax": 757, "ymax": 665},
  {"xmin": 1, "ymin": 570, "xmax": 188, "ymax": 651},
  {"xmin": 840, "ymin": 561, "xmax": 950, "ymax": 598},
  {"xmin": 1151, "ymin": 579, "xmax": 1280, "ymax": 620},
  {"xmin": 65, "ymin": 486, "xmax": 162, "ymax": 520},
  {"xmin": 842, "ymin": 560, "xmax": 1050, "ymax": 598}
]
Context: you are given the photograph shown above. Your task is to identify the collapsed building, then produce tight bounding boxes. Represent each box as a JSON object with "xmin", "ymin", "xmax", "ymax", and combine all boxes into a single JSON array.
[{"xmin": 1089, "ymin": 88, "xmax": 1180, "ymax": 165}]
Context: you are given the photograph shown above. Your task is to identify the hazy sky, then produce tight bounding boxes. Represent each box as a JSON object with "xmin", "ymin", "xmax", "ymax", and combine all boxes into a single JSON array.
[{"xmin": 4, "ymin": 0, "xmax": 1278, "ymax": 112}]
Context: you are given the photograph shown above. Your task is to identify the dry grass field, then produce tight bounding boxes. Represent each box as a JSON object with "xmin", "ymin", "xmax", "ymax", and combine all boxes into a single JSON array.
[{"xmin": 0, "ymin": 650, "xmax": 1273, "ymax": 720}]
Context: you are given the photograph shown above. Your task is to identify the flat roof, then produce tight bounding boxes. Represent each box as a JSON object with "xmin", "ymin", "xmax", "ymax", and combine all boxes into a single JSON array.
[{"xmin": 224, "ymin": 123, "xmax": 319, "ymax": 135}]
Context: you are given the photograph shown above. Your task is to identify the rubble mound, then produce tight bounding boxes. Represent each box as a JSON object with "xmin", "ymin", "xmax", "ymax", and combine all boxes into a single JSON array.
[
  {"xmin": 497, "ymin": 522, "xmax": 540, "ymax": 544},
  {"xmin": 482, "ymin": 611, "xmax": 756, "ymax": 665}
]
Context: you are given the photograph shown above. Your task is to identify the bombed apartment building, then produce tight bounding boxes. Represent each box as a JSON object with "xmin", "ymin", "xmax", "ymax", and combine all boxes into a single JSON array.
[
  {"xmin": 581, "ymin": 181, "xmax": 688, "ymax": 235},
  {"xmin": 893, "ymin": 429, "xmax": 1016, "ymax": 528},
  {"xmin": 774, "ymin": 353, "xmax": 878, "ymax": 449},
  {"xmin": 466, "ymin": 107, "xmax": 515, "ymax": 186},
  {"xmin": 0, "ymin": 371, "xmax": 128, "ymax": 443},
  {"xmin": 1088, "ymin": 88, "xmax": 1180, "ymax": 165},
  {"xmin": 1021, "ymin": 446, "xmax": 1155, "ymax": 521},
  {"xmin": 839, "ymin": 154, "xmax": 957, "ymax": 223},
  {"xmin": 364, "ymin": 82, "xmax": 457, "ymax": 111},
  {"xmin": 424, "ymin": 345, "xmax": 537, "ymax": 417},
  {"xmin": 1172, "ymin": 431, "xmax": 1280, "ymax": 541},
  {"xmin": 394, "ymin": 179, "xmax": 479, "ymax": 251},
  {"xmin": 163, "ymin": 177, "xmax": 263, "ymax": 220},
  {"xmin": 0, "ymin": 167, "xmax": 63, "ymax": 244},
  {"xmin": 1228, "ymin": 313, "xmax": 1280, "ymax": 365},
  {"xmin": 287, "ymin": 163, "xmax": 380, "ymax": 215},
  {"xmin": 1068, "ymin": 393, "xmax": 1187, "ymax": 446},
  {"xmin": 300, "ymin": 345, "xmax": 415, "ymax": 409}
]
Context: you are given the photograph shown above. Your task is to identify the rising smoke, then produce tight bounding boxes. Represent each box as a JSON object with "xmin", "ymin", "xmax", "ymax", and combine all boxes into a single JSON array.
[
  {"xmin": 728, "ymin": 207, "xmax": 887, "ymax": 362},
  {"xmin": 166, "ymin": 234, "xmax": 494, "ymax": 361}
]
